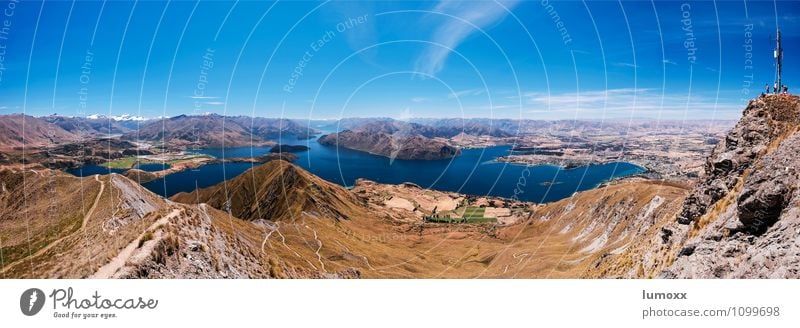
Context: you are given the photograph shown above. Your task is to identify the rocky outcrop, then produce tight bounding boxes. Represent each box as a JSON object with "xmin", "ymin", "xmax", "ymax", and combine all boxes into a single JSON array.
[
  {"xmin": 661, "ymin": 95, "xmax": 800, "ymax": 278},
  {"xmin": 736, "ymin": 134, "xmax": 800, "ymax": 233},
  {"xmin": 677, "ymin": 96, "xmax": 798, "ymax": 224}
]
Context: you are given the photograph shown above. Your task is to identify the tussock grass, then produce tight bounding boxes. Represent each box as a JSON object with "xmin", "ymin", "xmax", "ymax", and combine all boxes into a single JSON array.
[{"xmin": 138, "ymin": 231, "xmax": 154, "ymax": 248}]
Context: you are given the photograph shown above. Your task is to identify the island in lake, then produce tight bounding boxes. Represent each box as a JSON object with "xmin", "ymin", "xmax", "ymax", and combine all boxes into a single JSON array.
[{"xmin": 318, "ymin": 120, "xmax": 461, "ymax": 160}]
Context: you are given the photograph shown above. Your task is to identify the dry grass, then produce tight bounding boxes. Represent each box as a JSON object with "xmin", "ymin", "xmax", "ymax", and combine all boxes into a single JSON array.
[{"xmin": 138, "ymin": 231, "xmax": 154, "ymax": 248}]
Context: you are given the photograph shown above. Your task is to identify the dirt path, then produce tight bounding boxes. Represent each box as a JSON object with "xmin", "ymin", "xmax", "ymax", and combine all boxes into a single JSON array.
[
  {"xmin": 82, "ymin": 175, "xmax": 105, "ymax": 229},
  {"xmin": 0, "ymin": 175, "xmax": 105, "ymax": 274},
  {"xmin": 90, "ymin": 208, "xmax": 182, "ymax": 279}
]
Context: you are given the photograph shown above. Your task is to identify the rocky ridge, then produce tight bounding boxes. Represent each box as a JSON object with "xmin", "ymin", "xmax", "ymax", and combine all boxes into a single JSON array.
[{"xmin": 662, "ymin": 95, "xmax": 800, "ymax": 278}]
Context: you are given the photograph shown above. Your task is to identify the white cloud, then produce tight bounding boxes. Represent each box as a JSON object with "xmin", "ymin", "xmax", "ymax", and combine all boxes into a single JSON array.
[
  {"xmin": 522, "ymin": 88, "xmax": 738, "ymax": 119},
  {"xmin": 614, "ymin": 62, "xmax": 639, "ymax": 69},
  {"xmin": 447, "ymin": 88, "xmax": 485, "ymax": 99},
  {"xmin": 414, "ymin": 0, "xmax": 520, "ymax": 76},
  {"xmin": 189, "ymin": 96, "xmax": 218, "ymax": 99},
  {"xmin": 662, "ymin": 59, "xmax": 677, "ymax": 65}
]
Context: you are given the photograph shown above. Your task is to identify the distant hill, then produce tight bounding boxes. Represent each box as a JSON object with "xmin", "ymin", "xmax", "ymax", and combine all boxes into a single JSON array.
[
  {"xmin": 0, "ymin": 114, "xmax": 80, "ymax": 149},
  {"xmin": 124, "ymin": 114, "xmax": 318, "ymax": 148},
  {"xmin": 41, "ymin": 115, "xmax": 138, "ymax": 136},
  {"xmin": 171, "ymin": 160, "xmax": 364, "ymax": 222},
  {"xmin": 318, "ymin": 120, "xmax": 461, "ymax": 160},
  {"xmin": 225, "ymin": 116, "xmax": 318, "ymax": 140}
]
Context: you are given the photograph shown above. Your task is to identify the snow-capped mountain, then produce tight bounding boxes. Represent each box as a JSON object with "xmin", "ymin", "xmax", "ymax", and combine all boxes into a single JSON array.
[{"xmin": 86, "ymin": 114, "xmax": 148, "ymax": 121}]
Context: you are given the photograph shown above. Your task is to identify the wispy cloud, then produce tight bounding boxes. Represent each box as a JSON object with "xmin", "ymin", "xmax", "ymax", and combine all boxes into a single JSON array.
[
  {"xmin": 414, "ymin": 0, "xmax": 519, "ymax": 76},
  {"xmin": 662, "ymin": 59, "xmax": 677, "ymax": 66},
  {"xmin": 447, "ymin": 88, "xmax": 485, "ymax": 99},
  {"xmin": 189, "ymin": 96, "xmax": 218, "ymax": 99},
  {"xmin": 614, "ymin": 62, "xmax": 639, "ymax": 69},
  {"xmin": 410, "ymin": 97, "xmax": 430, "ymax": 103},
  {"xmin": 522, "ymin": 88, "xmax": 739, "ymax": 119}
]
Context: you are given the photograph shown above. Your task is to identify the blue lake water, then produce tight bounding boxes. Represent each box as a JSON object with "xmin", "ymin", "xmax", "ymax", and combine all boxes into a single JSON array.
[
  {"xmin": 136, "ymin": 163, "xmax": 171, "ymax": 172},
  {"xmin": 66, "ymin": 134, "xmax": 646, "ymax": 203},
  {"xmin": 161, "ymin": 137, "xmax": 646, "ymax": 202},
  {"xmin": 67, "ymin": 165, "xmax": 126, "ymax": 176},
  {"xmin": 141, "ymin": 162, "xmax": 256, "ymax": 197}
]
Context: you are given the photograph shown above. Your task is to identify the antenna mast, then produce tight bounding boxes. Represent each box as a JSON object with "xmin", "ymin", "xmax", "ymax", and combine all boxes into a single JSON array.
[{"xmin": 775, "ymin": 29, "xmax": 783, "ymax": 94}]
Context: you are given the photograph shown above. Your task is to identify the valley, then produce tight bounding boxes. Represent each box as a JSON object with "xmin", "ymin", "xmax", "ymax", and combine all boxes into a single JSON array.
[{"xmin": 1, "ymin": 95, "xmax": 797, "ymax": 278}]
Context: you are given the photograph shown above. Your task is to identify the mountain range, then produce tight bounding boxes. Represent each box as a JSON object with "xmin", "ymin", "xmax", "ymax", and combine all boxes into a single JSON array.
[
  {"xmin": 0, "ymin": 96, "xmax": 800, "ymax": 278},
  {"xmin": 0, "ymin": 114, "xmax": 318, "ymax": 150},
  {"xmin": 1, "ymin": 95, "xmax": 797, "ymax": 278}
]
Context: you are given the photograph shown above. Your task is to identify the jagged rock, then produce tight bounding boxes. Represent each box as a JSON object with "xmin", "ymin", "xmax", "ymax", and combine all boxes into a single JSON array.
[
  {"xmin": 660, "ymin": 227, "xmax": 673, "ymax": 244},
  {"xmin": 677, "ymin": 97, "xmax": 796, "ymax": 224},
  {"xmin": 666, "ymin": 95, "xmax": 800, "ymax": 278},
  {"xmin": 737, "ymin": 132, "xmax": 800, "ymax": 233},
  {"xmin": 678, "ymin": 244, "xmax": 696, "ymax": 257}
]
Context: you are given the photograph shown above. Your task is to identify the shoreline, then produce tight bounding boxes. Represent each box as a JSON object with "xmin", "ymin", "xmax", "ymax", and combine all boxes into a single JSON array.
[{"xmin": 58, "ymin": 145, "xmax": 651, "ymax": 204}]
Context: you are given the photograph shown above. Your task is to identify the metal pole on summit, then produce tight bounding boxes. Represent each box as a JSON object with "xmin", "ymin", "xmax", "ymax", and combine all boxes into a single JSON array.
[{"xmin": 775, "ymin": 29, "xmax": 783, "ymax": 94}]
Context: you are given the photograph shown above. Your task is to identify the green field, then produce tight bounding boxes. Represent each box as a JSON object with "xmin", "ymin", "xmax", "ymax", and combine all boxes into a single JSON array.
[
  {"xmin": 100, "ymin": 156, "xmax": 141, "ymax": 169},
  {"xmin": 101, "ymin": 154, "xmax": 212, "ymax": 169},
  {"xmin": 425, "ymin": 206, "xmax": 496, "ymax": 224},
  {"xmin": 166, "ymin": 154, "xmax": 212, "ymax": 165},
  {"xmin": 462, "ymin": 207, "xmax": 485, "ymax": 218}
]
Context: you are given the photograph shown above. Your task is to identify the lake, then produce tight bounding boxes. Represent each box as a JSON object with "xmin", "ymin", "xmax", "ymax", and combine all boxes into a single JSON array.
[
  {"xmin": 67, "ymin": 165, "xmax": 126, "ymax": 176},
  {"xmin": 136, "ymin": 163, "xmax": 171, "ymax": 172},
  {"xmin": 142, "ymin": 136, "xmax": 645, "ymax": 203},
  {"xmin": 67, "ymin": 135, "xmax": 646, "ymax": 203}
]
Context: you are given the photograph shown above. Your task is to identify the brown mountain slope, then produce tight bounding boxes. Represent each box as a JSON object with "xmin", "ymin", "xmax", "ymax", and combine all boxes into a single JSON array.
[
  {"xmin": 0, "ymin": 169, "xmax": 169, "ymax": 278},
  {"xmin": 0, "ymin": 114, "xmax": 79, "ymax": 150},
  {"xmin": 0, "ymin": 168, "xmax": 102, "ymax": 272},
  {"xmin": 584, "ymin": 95, "xmax": 800, "ymax": 278},
  {"xmin": 0, "ymin": 168, "xmax": 284, "ymax": 278},
  {"xmin": 0, "ymin": 165, "xmax": 376, "ymax": 278},
  {"xmin": 171, "ymin": 160, "xmax": 364, "ymax": 222},
  {"xmin": 168, "ymin": 160, "xmax": 690, "ymax": 277},
  {"xmin": 2, "ymin": 163, "xmax": 691, "ymax": 278},
  {"xmin": 494, "ymin": 180, "xmax": 689, "ymax": 278}
]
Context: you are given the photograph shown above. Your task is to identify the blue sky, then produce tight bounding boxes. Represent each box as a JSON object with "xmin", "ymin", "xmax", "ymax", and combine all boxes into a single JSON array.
[{"xmin": 0, "ymin": 0, "xmax": 798, "ymax": 120}]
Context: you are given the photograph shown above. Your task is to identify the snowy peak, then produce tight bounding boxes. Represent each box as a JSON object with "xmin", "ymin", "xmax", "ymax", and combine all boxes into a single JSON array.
[{"xmin": 86, "ymin": 114, "xmax": 148, "ymax": 121}]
